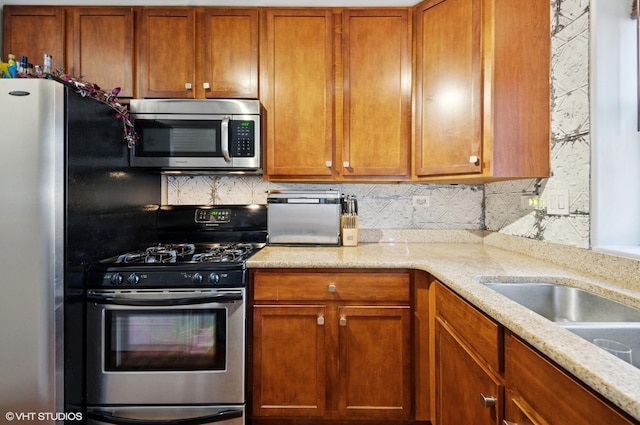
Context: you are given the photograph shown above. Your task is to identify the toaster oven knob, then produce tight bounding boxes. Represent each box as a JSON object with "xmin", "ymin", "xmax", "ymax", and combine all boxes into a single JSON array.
[
  {"xmin": 110, "ymin": 273, "xmax": 124, "ymax": 285},
  {"xmin": 127, "ymin": 273, "xmax": 140, "ymax": 285},
  {"xmin": 208, "ymin": 273, "xmax": 220, "ymax": 284},
  {"xmin": 192, "ymin": 273, "xmax": 204, "ymax": 284}
]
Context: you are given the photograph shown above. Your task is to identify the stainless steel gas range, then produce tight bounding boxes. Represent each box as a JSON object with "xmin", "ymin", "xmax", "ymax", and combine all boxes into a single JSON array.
[{"xmin": 85, "ymin": 205, "xmax": 266, "ymax": 425}]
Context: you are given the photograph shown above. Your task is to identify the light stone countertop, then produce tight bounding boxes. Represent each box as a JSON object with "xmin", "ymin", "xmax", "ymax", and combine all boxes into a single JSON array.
[{"xmin": 247, "ymin": 238, "xmax": 640, "ymax": 421}]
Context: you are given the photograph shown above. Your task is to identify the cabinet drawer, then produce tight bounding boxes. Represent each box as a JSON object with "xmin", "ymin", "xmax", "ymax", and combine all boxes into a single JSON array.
[
  {"xmin": 253, "ymin": 270, "xmax": 410, "ymax": 302},
  {"xmin": 435, "ymin": 283, "xmax": 501, "ymax": 371}
]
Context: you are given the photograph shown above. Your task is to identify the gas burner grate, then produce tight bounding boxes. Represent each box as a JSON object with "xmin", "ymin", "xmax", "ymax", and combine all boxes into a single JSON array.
[
  {"xmin": 191, "ymin": 243, "xmax": 256, "ymax": 263},
  {"xmin": 116, "ymin": 244, "xmax": 196, "ymax": 264}
]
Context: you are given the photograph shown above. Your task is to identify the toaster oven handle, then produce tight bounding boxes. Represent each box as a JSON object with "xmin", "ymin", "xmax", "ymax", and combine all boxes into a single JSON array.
[
  {"xmin": 221, "ymin": 115, "xmax": 231, "ymax": 162},
  {"xmin": 87, "ymin": 408, "xmax": 243, "ymax": 425},
  {"xmin": 86, "ymin": 293, "xmax": 242, "ymax": 307}
]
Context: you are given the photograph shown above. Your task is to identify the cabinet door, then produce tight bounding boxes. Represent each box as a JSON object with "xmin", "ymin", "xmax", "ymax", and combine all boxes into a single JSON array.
[
  {"xmin": 435, "ymin": 318, "xmax": 503, "ymax": 425},
  {"xmin": 252, "ymin": 305, "xmax": 327, "ymax": 417},
  {"xmin": 68, "ymin": 7, "xmax": 134, "ymax": 98},
  {"xmin": 200, "ymin": 9, "xmax": 259, "ymax": 99},
  {"xmin": 338, "ymin": 306, "xmax": 411, "ymax": 420},
  {"xmin": 414, "ymin": 0, "xmax": 482, "ymax": 177},
  {"xmin": 341, "ymin": 9, "xmax": 411, "ymax": 180},
  {"xmin": 2, "ymin": 6, "xmax": 65, "ymax": 72},
  {"xmin": 262, "ymin": 9, "xmax": 336, "ymax": 179},
  {"xmin": 137, "ymin": 8, "xmax": 197, "ymax": 98}
]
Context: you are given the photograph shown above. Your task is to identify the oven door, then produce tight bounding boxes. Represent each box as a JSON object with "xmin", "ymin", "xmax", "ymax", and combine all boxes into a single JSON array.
[{"xmin": 86, "ymin": 288, "xmax": 245, "ymax": 406}]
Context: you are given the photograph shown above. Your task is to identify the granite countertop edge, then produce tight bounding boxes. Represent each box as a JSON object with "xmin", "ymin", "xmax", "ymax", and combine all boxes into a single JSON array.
[{"xmin": 247, "ymin": 240, "xmax": 640, "ymax": 421}]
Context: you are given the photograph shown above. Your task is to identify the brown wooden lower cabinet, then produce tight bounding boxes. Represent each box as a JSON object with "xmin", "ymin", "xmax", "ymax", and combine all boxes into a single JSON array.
[
  {"xmin": 434, "ymin": 283, "xmax": 503, "ymax": 425},
  {"xmin": 249, "ymin": 269, "xmax": 413, "ymax": 424},
  {"xmin": 432, "ymin": 280, "xmax": 639, "ymax": 425},
  {"xmin": 504, "ymin": 331, "xmax": 638, "ymax": 425}
]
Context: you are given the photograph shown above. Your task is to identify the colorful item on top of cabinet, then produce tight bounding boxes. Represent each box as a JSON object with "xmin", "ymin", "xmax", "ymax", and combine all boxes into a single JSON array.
[
  {"xmin": 3, "ymin": 52, "xmax": 137, "ymax": 147},
  {"xmin": 0, "ymin": 55, "xmax": 17, "ymax": 78}
]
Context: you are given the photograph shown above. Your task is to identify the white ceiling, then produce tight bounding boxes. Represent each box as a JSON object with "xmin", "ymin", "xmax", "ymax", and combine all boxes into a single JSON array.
[{"xmin": 1, "ymin": 0, "xmax": 418, "ymax": 6}]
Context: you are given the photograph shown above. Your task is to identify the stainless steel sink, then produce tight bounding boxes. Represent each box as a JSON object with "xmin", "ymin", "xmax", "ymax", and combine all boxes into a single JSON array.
[
  {"xmin": 484, "ymin": 283, "xmax": 640, "ymax": 323},
  {"xmin": 483, "ymin": 282, "xmax": 640, "ymax": 368}
]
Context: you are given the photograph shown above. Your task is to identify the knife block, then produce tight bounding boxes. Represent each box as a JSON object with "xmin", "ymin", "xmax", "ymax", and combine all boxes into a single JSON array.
[{"xmin": 341, "ymin": 215, "xmax": 359, "ymax": 247}]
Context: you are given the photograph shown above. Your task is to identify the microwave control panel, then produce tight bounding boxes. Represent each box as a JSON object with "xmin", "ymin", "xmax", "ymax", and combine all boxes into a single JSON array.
[{"xmin": 230, "ymin": 121, "xmax": 255, "ymax": 157}]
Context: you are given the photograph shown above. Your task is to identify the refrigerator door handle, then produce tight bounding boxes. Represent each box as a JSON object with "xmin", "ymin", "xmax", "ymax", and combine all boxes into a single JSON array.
[{"xmin": 86, "ymin": 408, "xmax": 243, "ymax": 425}]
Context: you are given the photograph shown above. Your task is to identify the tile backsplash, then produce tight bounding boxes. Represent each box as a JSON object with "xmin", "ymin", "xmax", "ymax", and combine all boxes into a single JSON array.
[
  {"xmin": 167, "ymin": 176, "xmax": 484, "ymax": 230},
  {"xmin": 168, "ymin": 0, "xmax": 592, "ymax": 249}
]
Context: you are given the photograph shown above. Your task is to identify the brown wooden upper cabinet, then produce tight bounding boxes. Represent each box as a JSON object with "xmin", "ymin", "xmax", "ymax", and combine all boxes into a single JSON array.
[
  {"xmin": 68, "ymin": 7, "xmax": 135, "ymax": 98},
  {"xmin": 261, "ymin": 9, "xmax": 337, "ymax": 179},
  {"xmin": 341, "ymin": 9, "xmax": 412, "ymax": 180},
  {"xmin": 137, "ymin": 7, "xmax": 258, "ymax": 99},
  {"xmin": 414, "ymin": 0, "xmax": 550, "ymax": 183},
  {"xmin": 201, "ymin": 9, "xmax": 259, "ymax": 98},
  {"xmin": 261, "ymin": 8, "xmax": 411, "ymax": 181},
  {"xmin": 2, "ymin": 6, "xmax": 65, "ymax": 74}
]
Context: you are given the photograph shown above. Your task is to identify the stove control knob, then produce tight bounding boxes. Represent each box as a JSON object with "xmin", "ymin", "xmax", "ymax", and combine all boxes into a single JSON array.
[
  {"xmin": 192, "ymin": 273, "xmax": 203, "ymax": 284},
  {"xmin": 127, "ymin": 273, "xmax": 140, "ymax": 285},
  {"xmin": 208, "ymin": 273, "xmax": 220, "ymax": 284},
  {"xmin": 110, "ymin": 273, "xmax": 124, "ymax": 285}
]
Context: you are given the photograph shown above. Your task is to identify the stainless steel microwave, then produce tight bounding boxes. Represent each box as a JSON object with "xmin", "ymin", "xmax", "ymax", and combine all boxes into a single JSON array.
[{"xmin": 129, "ymin": 99, "xmax": 262, "ymax": 173}]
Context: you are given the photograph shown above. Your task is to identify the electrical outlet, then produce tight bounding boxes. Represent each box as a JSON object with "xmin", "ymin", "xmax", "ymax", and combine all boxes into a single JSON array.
[
  {"xmin": 412, "ymin": 195, "xmax": 430, "ymax": 207},
  {"xmin": 520, "ymin": 195, "xmax": 539, "ymax": 210},
  {"xmin": 546, "ymin": 189, "xmax": 570, "ymax": 215}
]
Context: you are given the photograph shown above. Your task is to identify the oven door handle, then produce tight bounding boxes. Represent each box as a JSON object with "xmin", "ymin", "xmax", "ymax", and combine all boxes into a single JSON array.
[
  {"xmin": 86, "ymin": 293, "xmax": 242, "ymax": 307},
  {"xmin": 87, "ymin": 408, "xmax": 243, "ymax": 425}
]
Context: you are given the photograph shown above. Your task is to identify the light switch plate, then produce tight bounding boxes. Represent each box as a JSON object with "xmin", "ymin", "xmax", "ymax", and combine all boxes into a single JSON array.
[{"xmin": 546, "ymin": 189, "xmax": 570, "ymax": 215}]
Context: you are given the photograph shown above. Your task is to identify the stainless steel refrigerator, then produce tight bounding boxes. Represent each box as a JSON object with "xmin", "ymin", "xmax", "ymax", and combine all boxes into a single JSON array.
[{"xmin": 0, "ymin": 78, "xmax": 160, "ymax": 422}]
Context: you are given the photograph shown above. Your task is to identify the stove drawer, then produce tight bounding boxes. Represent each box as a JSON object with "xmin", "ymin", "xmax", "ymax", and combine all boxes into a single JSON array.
[{"xmin": 252, "ymin": 270, "xmax": 409, "ymax": 302}]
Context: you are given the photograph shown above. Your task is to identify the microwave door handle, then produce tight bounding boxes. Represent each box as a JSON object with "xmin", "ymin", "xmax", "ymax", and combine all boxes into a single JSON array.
[
  {"xmin": 87, "ymin": 408, "xmax": 243, "ymax": 425},
  {"xmin": 86, "ymin": 293, "xmax": 242, "ymax": 306},
  {"xmin": 221, "ymin": 116, "xmax": 231, "ymax": 162}
]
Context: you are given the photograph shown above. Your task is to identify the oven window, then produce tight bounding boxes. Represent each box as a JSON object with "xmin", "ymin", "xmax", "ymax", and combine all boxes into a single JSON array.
[
  {"xmin": 134, "ymin": 119, "xmax": 221, "ymax": 157},
  {"xmin": 104, "ymin": 309, "xmax": 226, "ymax": 371}
]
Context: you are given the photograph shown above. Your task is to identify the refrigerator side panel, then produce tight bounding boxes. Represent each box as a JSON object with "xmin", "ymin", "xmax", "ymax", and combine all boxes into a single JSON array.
[{"xmin": 0, "ymin": 79, "xmax": 64, "ymax": 422}]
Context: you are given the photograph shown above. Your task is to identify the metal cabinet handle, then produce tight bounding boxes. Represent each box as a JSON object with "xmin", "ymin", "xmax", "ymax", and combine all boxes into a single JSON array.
[
  {"xmin": 185, "ymin": 82, "xmax": 193, "ymax": 90},
  {"xmin": 343, "ymin": 161, "xmax": 350, "ymax": 168},
  {"xmin": 328, "ymin": 284, "xmax": 336, "ymax": 293},
  {"xmin": 325, "ymin": 161, "xmax": 332, "ymax": 167},
  {"xmin": 203, "ymin": 82, "xmax": 210, "ymax": 90},
  {"xmin": 317, "ymin": 315, "xmax": 325, "ymax": 325},
  {"xmin": 480, "ymin": 393, "xmax": 497, "ymax": 408},
  {"xmin": 339, "ymin": 317, "xmax": 347, "ymax": 326},
  {"xmin": 503, "ymin": 421, "xmax": 517, "ymax": 425},
  {"xmin": 469, "ymin": 155, "xmax": 479, "ymax": 164}
]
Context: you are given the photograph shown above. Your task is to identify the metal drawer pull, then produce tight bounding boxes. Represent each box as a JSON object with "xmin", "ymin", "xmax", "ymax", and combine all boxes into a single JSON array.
[
  {"xmin": 480, "ymin": 393, "xmax": 497, "ymax": 408},
  {"xmin": 469, "ymin": 155, "xmax": 479, "ymax": 164},
  {"xmin": 317, "ymin": 315, "xmax": 325, "ymax": 325},
  {"xmin": 503, "ymin": 421, "xmax": 517, "ymax": 425},
  {"xmin": 339, "ymin": 317, "xmax": 347, "ymax": 326},
  {"xmin": 328, "ymin": 284, "xmax": 336, "ymax": 293}
]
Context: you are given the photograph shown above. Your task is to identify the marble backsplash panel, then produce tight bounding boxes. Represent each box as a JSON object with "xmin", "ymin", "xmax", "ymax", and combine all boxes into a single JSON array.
[{"xmin": 166, "ymin": 176, "xmax": 484, "ymax": 230}]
